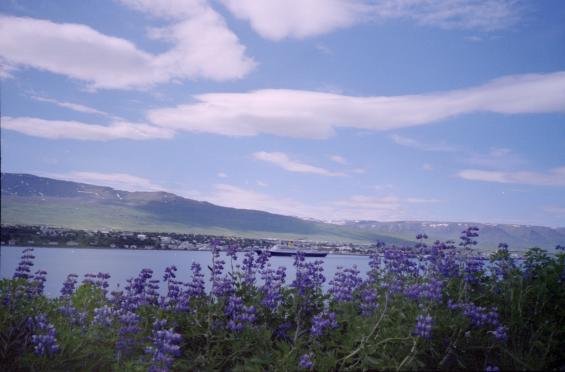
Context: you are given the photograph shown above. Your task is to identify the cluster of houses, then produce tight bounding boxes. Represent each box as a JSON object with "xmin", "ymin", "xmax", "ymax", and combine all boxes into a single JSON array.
[{"xmin": 1, "ymin": 224, "xmax": 383, "ymax": 255}]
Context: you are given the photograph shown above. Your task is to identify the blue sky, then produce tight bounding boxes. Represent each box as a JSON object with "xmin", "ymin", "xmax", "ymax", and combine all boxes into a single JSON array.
[{"xmin": 1, "ymin": 0, "xmax": 564, "ymax": 226}]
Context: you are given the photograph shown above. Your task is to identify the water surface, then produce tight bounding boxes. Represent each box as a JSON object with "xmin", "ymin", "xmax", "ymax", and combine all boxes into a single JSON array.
[{"xmin": 0, "ymin": 246, "xmax": 371, "ymax": 297}]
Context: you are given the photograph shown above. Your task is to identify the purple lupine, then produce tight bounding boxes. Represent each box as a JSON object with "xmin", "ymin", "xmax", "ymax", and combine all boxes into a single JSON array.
[
  {"xmin": 29, "ymin": 314, "xmax": 60, "ymax": 356},
  {"xmin": 226, "ymin": 244, "xmax": 238, "ymax": 261},
  {"xmin": 29, "ymin": 269, "xmax": 47, "ymax": 297},
  {"xmin": 485, "ymin": 365, "xmax": 500, "ymax": 372},
  {"xmin": 116, "ymin": 310, "xmax": 141, "ymax": 358},
  {"xmin": 404, "ymin": 278, "xmax": 443, "ymax": 303},
  {"xmin": 260, "ymin": 265, "xmax": 286, "ymax": 311},
  {"xmin": 256, "ymin": 250, "xmax": 271, "ymax": 270},
  {"xmin": 82, "ymin": 273, "xmax": 97, "ymax": 286},
  {"xmin": 241, "ymin": 251, "xmax": 257, "ymax": 287},
  {"xmin": 92, "ymin": 305, "xmax": 117, "ymax": 327},
  {"xmin": 13, "ymin": 248, "xmax": 35, "ymax": 280},
  {"xmin": 310, "ymin": 311, "xmax": 338, "ymax": 337},
  {"xmin": 359, "ymin": 283, "xmax": 378, "ymax": 317},
  {"xmin": 186, "ymin": 262, "xmax": 205, "ymax": 298},
  {"xmin": 291, "ymin": 252, "xmax": 325, "ymax": 297},
  {"xmin": 145, "ymin": 319, "xmax": 182, "ymax": 372},
  {"xmin": 225, "ymin": 295, "xmax": 256, "ymax": 332},
  {"xmin": 95, "ymin": 272, "xmax": 111, "ymax": 295},
  {"xmin": 123, "ymin": 269, "xmax": 160, "ymax": 310},
  {"xmin": 60, "ymin": 273, "xmax": 79, "ymax": 299},
  {"xmin": 211, "ymin": 246, "xmax": 234, "ymax": 298},
  {"xmin": 299, "ymin": 352, "xmax": 314, "ymax": 370},
  {"xmin": 460, "ymin": 226, "xmax": 480, "ymax": 248},
  {"xmin": 413, "ymin": 314, "xmax": 433, "ymax": 339},
  {"xmin": 160, "ymin": 266, "xmax": 183, "ymax": 310},
  {"xmin": 329, "ymin": 265, "xmax": 362, "ymax": 303},
  {"xmin": 491, "ymin": 325, "xmax": 508, "ymax": 342}
]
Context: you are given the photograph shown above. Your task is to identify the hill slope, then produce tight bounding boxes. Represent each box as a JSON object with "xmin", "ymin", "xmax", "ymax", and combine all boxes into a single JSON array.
[
  {"xmin": 0, "ymin": 173, "xmax": 408, "ymax": 243},
  {"xmin": 337, "ymin": 220, "xmax": 565, "ymax": 251}
]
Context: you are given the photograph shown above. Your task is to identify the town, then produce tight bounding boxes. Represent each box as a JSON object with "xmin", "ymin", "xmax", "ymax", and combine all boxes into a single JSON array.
[{"xmin": 0, "ymin": 225, "xmax": 382, "ymax": 255}]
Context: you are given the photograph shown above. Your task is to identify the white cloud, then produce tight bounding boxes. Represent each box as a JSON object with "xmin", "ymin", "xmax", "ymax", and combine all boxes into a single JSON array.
[
  {"xmin": 220, "ymin": 0, "xmax": 365, "ymax": 40},
  {"xmin": 1, "ymin": 116, "xmax": 174, "ymax": 140},
  {"xmin": 256, "ymin": 180, "xmax": 268, "ymax": 187},
  {"xmin": 422, "ymin": 163, "xmax": 434, "ymax": 171},
  {"xmin": 466, "ymin": 147, "xmax": 524, "ymax": 168},
  {"xmin": 253, "ymin": 151, "xmax": 345, "ymax": 176},
  {"xmin": 217, "ymin": 172, "xmax": 228, "ymax": 178},
  {"xmin": 0, "ymin": 10, "xmax": 254, "ymax": 89},
  {"xmin": 46, "ymin": 171, "xmax": 164, "ymax": 191},
  {"xmin": 352, "ymin": 168, "xmax": 366, "ymax": 174},
  {"xmin": 330, "ymin": 155, "xmax": 348, "ymax": 164},
  {"xmin": 147, "ymin": 71, "xmax": 565, "ymax": 138},
  {"xmin": 390, "ymin": 134, "xmax": 455, "ymax": 152},
  {"xmin": 458, "ymin": 167, "xmax": 565, "ymax": 186},
  {"xmin": 30, "ymin": 95, "xmax": 114, "ymax": 118},
  {"xmin": 220, "ymin": 0, "xmax": 521, "ymax": 40}
]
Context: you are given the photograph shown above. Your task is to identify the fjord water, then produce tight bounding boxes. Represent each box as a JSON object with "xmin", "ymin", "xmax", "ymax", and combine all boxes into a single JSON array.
[{"xmin": 0, "ymin": 246, "xmax": 371, "ymax": 298}]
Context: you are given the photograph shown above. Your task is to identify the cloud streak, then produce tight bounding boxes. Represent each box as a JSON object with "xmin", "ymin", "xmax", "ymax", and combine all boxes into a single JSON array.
[
  {"xmin": 253, "ymin": 151, "xmax": 345, "ymax": 176},
  {"xmin": 458, "ymin": 167, "xmax": 565, "ymax": 186},
  {"xmin": 220, "ymin": 0, "xmax": 522, "ymax": 40},
  {"xmin": 147, "ymin": 71, "xmax": 565, "ymax": 139},
  {"xmin": 30, "ymin": 95, "xmax": 114, "ymax": 118},
  {"xmin": 2, "ymin": 116, "xmax": 174, "ymax": 141},
  {"xmin": 390, "ymin": 134, "xmax": 455, "ymax": 152}
]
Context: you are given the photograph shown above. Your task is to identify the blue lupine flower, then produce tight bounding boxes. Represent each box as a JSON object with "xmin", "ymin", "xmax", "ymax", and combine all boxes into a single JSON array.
[
  {"xmin": 413, "ymin": 314, "xmax": 433, "ymax": 339},
  {"xmin": 29, "ymin": 314, "xmax": 60, "ymax": 356},
  {"xmin": 310, "ymin": 311, "xmax": 338, "ymax": 337},
  {"xmin": 145, "ymin": 319, "xmax": 182, "ymax": 372},
  {"xmin": 299, "ymin": 353, "xmax": 314, "ymax": 370},
  {"xmin": 329, "ymin": 265, "xmax": 362, "ymax": 302}
]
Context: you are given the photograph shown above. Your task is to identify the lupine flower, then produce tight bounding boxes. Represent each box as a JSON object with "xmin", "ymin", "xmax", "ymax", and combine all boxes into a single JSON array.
[
  {"xmin": 491, "ymin": 325, "xmax": 508, "ymax": 342},
  {"xmin": 225, "ymin": 295, "xmax": 256, "ymax": 332},
  {"xmin": 460, "ymin": 227, "xmax": 479, "ymax": 248},
  {"xmin": 145, "ymin": 319, "xmax": 182, "ymax": 372},
  {"xmin": 211, "ymin": 247, "xmax": 234, "ymax": 298},
  {"xmin": 116, "ymin": 310, "xmax": 141, "ymax": 358},
  {"xmin": 260, "ymin": 265, "xmax": 286, "ymax": 311},
  {"xmin": 160, "ymin": 266, "xmax": 183, "ymax": 310},
  {"xmin": 60, "ymin": 273, "xmax": 78, "ymax": 299},
  {"xmin": 29, "ymin": 269, "xmax": 47, "ymax": 297},
  {"xmin": 299, "ymin": 353, "xmax": 314, "ymax": 370},
  {"xmin": 226, "ymin": 244, "xmax": 238, "ymax": 261},
  {"xmin": 256, "ymin": 250, "xmax": 271, "ymax": 270},
  {"xmin": 92, "ymin": 305, "xmax": 117, "ymax": 327},
  {"xmin": 485, "ymin": 365, "xmax": 500, "ymax": 371},
  {"xmin": 291, "ymin": 252, "xmax": 325, "ymax": 297},
  {"xmin": 241, "ymin": 251, "xmax": 257, "ymax": 287},
  {"xmin": 29, "ymin": 314, "xmax": 60, "ymax": 356},
  {"xmin": 413, "ymin": 314, "xmax": 433, "ymax": 339},
  {"xmin": 329, "ymin": 265, "xmax": 362, "ymax": 303},
  {"xmin": 13, "ymin": 248, "xmax": 35, "ymax": 280},
  {"xmin": 359, "ymin": 283, "xmax": 378, "ymax": 317},
  {"xmin": 186, "ymin": 262, "xmax": 206, "ymax": 298},
  {"xmin": 310, "ymin": 311, "xmax": 338, "ymax": 337}
]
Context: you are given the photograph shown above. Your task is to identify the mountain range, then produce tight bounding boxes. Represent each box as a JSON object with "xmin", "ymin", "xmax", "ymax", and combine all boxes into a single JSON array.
[{"xmin": 1, "ymin": 173, "xmax": 563, "ymax": 250}]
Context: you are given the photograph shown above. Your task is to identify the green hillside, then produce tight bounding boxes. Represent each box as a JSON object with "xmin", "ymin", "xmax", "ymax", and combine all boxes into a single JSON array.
[{"xmin": 1, "ymin": 173, "xmax": 409, "ymax": 243}]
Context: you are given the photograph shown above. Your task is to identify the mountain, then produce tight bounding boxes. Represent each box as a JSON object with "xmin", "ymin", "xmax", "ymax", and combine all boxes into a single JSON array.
[
  {"xmin": 336, "ymin": 220, "xmax": 565, "ymax": 252},
  {"xmin": 0, "ymin": 173, "xmax": 409, "ymax": 244}
]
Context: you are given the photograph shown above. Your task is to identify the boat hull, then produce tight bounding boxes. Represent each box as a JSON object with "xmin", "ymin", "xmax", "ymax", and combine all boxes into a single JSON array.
[{"xmin": 255, "ymin": 250, "xmax": 327, "ymax": 258}]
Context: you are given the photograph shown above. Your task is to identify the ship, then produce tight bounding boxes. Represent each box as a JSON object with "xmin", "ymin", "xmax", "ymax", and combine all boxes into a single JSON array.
[{"xmin": 255, "ymin": 245, "xmax": 327, "ymax": 258}]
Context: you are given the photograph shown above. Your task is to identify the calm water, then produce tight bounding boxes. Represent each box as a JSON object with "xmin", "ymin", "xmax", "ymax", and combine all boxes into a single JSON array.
[{"xmin": 0, "ymin": 246, "xmax": 371, "ymax": 298}]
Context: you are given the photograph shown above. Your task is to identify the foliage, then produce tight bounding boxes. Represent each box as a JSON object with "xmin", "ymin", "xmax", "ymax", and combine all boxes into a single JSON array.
[{"xmin": 1, "ymin": 231, "xmax": 564, "ymax": 371}]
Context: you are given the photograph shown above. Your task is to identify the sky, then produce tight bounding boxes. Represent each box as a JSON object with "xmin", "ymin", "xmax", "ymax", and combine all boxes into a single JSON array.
[{"xmin": 1, "ymin": 0, "xmax": 564, "ymax": 227}]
